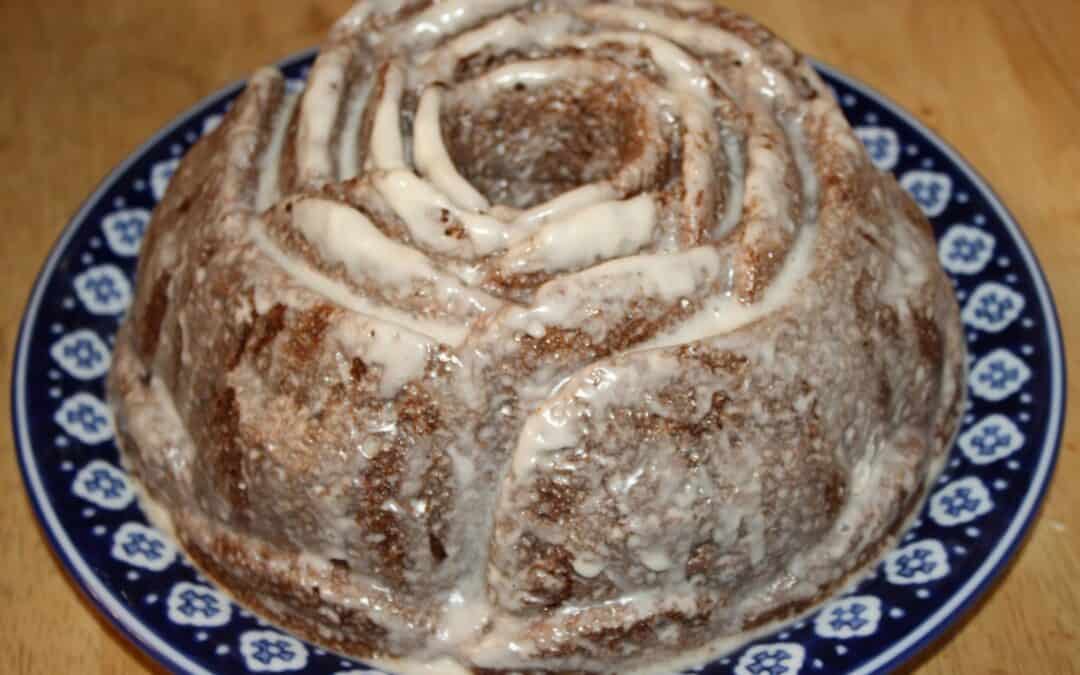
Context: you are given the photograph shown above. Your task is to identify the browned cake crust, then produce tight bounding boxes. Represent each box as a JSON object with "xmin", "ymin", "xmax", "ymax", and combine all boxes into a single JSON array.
[{"xmin": 108, "ymin": 1, "xmax": 964, "ymax": 672}]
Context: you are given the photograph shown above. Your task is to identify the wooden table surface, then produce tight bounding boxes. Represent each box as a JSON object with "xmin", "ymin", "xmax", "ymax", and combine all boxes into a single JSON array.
[{"xmin": 1, "ymin": 2, "xmax": 1077, "ymax": 673}]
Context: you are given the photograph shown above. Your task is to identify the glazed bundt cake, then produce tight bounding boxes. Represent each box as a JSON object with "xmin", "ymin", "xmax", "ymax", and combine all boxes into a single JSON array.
[{"xmin": 108, "ymin": 1, "xmax": 965, "ymax": 672}]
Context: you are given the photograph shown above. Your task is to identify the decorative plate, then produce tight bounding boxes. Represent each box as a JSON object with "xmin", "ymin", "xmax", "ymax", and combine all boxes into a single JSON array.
[{"xmin": 12, "ymin": 50, "xmax": 1065, "ymax": 675}]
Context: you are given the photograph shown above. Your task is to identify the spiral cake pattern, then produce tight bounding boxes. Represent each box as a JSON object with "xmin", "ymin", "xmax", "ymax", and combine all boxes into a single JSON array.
[{"xmin": 109, "ymin": 1, "xmax": 964, "ymax": 672}]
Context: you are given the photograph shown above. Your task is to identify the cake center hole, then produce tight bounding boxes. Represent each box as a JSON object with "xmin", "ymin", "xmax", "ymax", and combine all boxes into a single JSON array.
[{"xmin": 442, "ymin": 80, "xmax": 643, "ymax": 210}]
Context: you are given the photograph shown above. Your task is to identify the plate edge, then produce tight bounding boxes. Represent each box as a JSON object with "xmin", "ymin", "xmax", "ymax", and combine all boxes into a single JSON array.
[
  {"xmin": 813, "ymin": 59, "xmax": 1068, "ymax": 675},
  {"xmin": 10, "ymin": 48, "xmax": 318, "ymax": 675}
]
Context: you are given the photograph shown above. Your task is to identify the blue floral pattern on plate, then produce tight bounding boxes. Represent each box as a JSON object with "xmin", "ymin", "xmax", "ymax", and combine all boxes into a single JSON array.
[
  {"xmin": 11, "ymin": 51, "xmax": 1066, "ymax": 674},
  {"xmin": 167, "ymin": 582, "xmax": 234, "ymax": 628}
]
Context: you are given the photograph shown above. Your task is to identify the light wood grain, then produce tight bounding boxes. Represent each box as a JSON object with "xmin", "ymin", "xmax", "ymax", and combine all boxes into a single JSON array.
[{"xmin": 1, "ymin": 2, "xmax": 1077, "ymax": 673}]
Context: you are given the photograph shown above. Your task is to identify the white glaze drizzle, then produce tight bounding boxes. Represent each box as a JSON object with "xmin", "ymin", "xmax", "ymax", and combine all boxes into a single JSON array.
[
  {"xmin": 290, "ymin": 197, "xmax": 500, "ymax": 316},
  {"xmin": 642, "ymin": 224, "xmax": 817, "ymax": 350},
  {"xmin": 374, "ymin": 170, "xmax": 510, "ymax": 256},
  {"xmin": 297, "ymin": 45, "xmax": 351, "ymax": 184},
  {"xmin": 334, "ymin": 0, "xmax": 379, "ymax": 33},
  {"xmin": 742, "ymin": 121, "xmax": 798, "ymax": 241},
  {"xmin": 367, "ymin": 62, "xmax": 407, "ymax": 170},
  {"xmin": 333, "ymin": 0, "xmax": 408, "ymax": 37},
  {"xmin": 249, "ymin": 221, "xmax": 469, "ymax": 346},
  {"xmin": 499, "ymin": 193, "xmax": 657, "ymax": 274},
  {"xmin": 432, "ymin": 581, "xmax": 492, "ymax": 649},
  {"xmin": 436, "ymin": 14, "xmax": 532, "ymax": 65},
  {"xmin": 511, "ymin": 348, "xmax": 682, "ymax": 477},
  {"xmin": 561, "ymin": 30, "xmax": 716, "ymax": 104},
  {"xmin": 413, "ymin": 85, "xmax": 490, "ymax": 211},
  {"xmin": 395, "ymin": 0, "xmax": 532, "ymax": 48},
  {"xmin": 255, "ymin": 92, "xmax": 300, "ymax": 212},
  {"xmin": 579, "ymin": 4, "xmax": 758, "ymax": 70},
  {"xmin": 338, "ymin": 79, "xmax": 373, "ymax": 180},
  {"xmin": 422, "ymin": 12, "xmax": 575, "ymax": 79},
  {"xmin": 513, "ymin": 182, "xmax": 619, "ymax": 228},
  {"xmin": 552, "ymin": 29, "xmax": 737, "ymax": 245},
  {"xmin": 503, "ymin": 246, "xmax": 727, "ymax": 342},
  {"xmin": 569, "ymin": 7, "xmax": 815, "ymax": 252},
  {"xmin": 578, "ymin": 5, "xmax": 802, "ymax": 108},
  {"xmin": 293, "ymin": 198, "xmax": 437, "ymax": 285},
  {"xmin": 456, "ymin": 58, "xmax": 610, "ymax": 95},
  {"xmin": 329, "ymin": 314, "xmax": 436, "ymax": 398},
  {"xmin": 786, "ymin": 112, "xmax": 821, "ymax": 224},
  {"xmin": 715, "ymin": 129, "xmax": 746, "ymax": 239}
]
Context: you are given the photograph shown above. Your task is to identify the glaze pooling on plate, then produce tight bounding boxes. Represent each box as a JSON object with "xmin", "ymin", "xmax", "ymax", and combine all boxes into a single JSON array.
[{"xmin": 11, "ymin": 48, "xmax": 1065, "ymax": 674}]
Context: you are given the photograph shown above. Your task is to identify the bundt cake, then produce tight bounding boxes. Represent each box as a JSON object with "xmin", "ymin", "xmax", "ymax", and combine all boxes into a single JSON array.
[{"xmin": 108, "ymin": 1, "xmax": 965, "ymax": 672}]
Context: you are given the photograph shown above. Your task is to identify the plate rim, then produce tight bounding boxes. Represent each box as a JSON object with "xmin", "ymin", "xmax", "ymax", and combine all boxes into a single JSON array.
[
  {"xmin": 815, "ymin": 60, "xmax": 1067, "ymax": 675},
  {"xmin": 10, "ymin": 51, "xmax": 1066, "ymax": 675},
  {"xmin": 9, "ymin": 47, "xmax": 319, "ymax": 675}
]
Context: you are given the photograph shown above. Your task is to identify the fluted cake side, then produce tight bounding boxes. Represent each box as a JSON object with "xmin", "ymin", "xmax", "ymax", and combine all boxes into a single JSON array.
[{"xmin": 108, "ymin": 1, "xmax": 965, "ymax": 672}]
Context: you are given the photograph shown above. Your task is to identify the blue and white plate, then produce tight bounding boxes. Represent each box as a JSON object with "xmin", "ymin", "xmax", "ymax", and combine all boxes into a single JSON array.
[{"xmin": 12, "ymin": 51, "xmax": 1066, "ymax": 674}]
